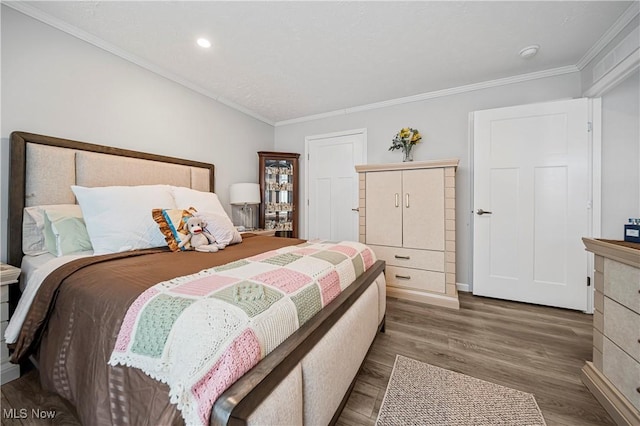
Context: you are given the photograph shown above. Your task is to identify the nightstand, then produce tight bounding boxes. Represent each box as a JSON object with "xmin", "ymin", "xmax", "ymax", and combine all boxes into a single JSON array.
[
  {"xmin": 242, "ymin": 229, "xmax": 276, "ymax": 237},
  {"xmin": 1, "ymin": 263, "xmax": 21, "ymax": 385}
]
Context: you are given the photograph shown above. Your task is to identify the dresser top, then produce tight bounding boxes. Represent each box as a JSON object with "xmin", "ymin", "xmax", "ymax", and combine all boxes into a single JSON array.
[
  {"xmin": 583, "ymin": 238, "xmax": 640, "ymax": 268},
  {"xmin": 356, "ymin": 159, "xmax": 459, "ymax": 173}
]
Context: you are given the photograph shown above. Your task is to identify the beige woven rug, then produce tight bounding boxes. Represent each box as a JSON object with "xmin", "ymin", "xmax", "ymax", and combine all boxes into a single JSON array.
[{"xmin": 376, "ymin": 355, "xmax": 547, "ymax": 426}]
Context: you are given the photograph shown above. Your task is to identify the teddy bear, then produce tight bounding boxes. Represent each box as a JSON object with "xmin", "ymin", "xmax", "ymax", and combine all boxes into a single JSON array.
[{"xmin": 178, "ymin": 216, "xmax": 226, "ymax": 252}]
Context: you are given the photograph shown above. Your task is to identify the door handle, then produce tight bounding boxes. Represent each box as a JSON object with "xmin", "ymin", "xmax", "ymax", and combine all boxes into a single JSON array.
[
  {"xmin": 395, "ymin": 193, "xmax": 399, "ymax": 207},
  {"xmin": 395, "ymin": 274, "xmax": 411, "ymax": 280},
  {"xmin": 406, "ymin": 193, "xmax": 410, "ymax": 208},
  {"xmin": 394, "ymin": 255, "xmax": 410, "ymax": 260},
  {"xmin": 351, "ymin": 208, "xmax": 359, "ymax": 212},
  {"xmin": 476, "ymin": 209, "xmax": 493, "ymax": 215}
]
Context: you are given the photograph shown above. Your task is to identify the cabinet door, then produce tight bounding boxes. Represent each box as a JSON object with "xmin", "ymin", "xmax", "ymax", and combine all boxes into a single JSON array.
[
  {"xmin": 402, "ymin": 168, "xmax": 444, "ymax": 250},
  {"xmin": 365, "ymin": 171, "xmax": 402, "ymax": 247},
  {"xmin": 258, "ymin": 152, "xmax": 299, "ymax": 238}
]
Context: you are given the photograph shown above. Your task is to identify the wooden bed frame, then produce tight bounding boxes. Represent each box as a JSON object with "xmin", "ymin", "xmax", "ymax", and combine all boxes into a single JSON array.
[
  {"xmin": 7, "ymin": 131, "xmax": 215, "ymax": 268},
  {"xmin": 7, "ymin": 131, "xmax": 386, "ymax": 425}
]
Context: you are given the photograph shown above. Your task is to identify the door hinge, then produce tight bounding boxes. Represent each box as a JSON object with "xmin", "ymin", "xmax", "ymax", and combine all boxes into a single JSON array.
[
  {"xmin": 587, "ymin": 122, "xmax": 593, "ymax": 132},
  {"xmin": 587, "ymin": 276, "xmax": 591, "ymax": 287},
  {"xmin": 307, "ymin": 199, "xmax": 309, "ymax": 206},
  {"xmin": 307, "ymin": 153, "xmax": 310, "ymax": 160}
]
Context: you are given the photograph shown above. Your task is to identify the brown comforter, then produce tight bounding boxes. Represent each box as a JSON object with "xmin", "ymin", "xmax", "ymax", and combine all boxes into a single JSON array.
[{"xmin": 11, "ymin": 235, "xmax": 304, "ymax": 425}]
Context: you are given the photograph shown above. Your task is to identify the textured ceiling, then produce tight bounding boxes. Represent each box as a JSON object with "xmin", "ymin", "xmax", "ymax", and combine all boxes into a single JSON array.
[{"xmin": 11, "ymin": 1, "xmax": 636, "ymax": 124}]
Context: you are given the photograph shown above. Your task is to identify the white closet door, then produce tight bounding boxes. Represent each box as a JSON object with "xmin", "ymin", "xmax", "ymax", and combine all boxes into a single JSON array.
[
  {"xmin": 473, "ymin": 98, "xmax": 590, "ymax": 310},
  {"xmin": 307, "ymin": 130, "xmax": 365, "ymax": 241},
  {"xmin": 365, "ymin": 171, "xmax": 402, "ymax": 247},
  {"xmin": 403, "ymin": 168, "xmax": 445, "ymax": 250}
]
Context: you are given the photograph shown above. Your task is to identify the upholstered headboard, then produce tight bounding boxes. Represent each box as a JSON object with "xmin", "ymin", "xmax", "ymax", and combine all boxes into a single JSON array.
[{"xmin": 8, "ymin": 131, "xmax": 215, "ymax": 266}]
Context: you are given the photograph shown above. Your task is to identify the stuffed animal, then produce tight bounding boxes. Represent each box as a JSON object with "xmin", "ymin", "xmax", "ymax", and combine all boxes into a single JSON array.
[{"xmin": 178, "ymin": 216, "xmax": 225, "ymax": 252}]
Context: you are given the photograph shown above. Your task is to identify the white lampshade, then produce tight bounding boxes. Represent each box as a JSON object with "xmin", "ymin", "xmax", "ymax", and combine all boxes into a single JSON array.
[{"xmin": 229, "ymin": 183, "xmax": 261, "ymax": 205}]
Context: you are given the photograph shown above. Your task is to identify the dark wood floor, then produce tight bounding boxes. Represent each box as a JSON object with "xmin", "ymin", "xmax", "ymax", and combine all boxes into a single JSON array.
[
  {"xmin": 1, "ymin": 293, "xmax": 613, "ymax": 426},
  {"xmin": 337, "ymin": 292, "xmax": 614, "ymax": 426}
]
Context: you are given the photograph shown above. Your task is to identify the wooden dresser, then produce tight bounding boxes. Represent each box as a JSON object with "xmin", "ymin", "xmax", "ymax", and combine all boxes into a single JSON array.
[
  {"xmin": 582, "ymin": 238, "xmax": 640, "ymax": 426},
  {"xmin": 356, "ymin": 159, "xmax": 458, "ymax": 309}
]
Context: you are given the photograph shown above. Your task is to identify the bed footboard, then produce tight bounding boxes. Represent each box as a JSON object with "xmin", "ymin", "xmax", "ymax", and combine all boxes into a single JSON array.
[{"xmin": 212, "ymin": 259, "xmax": 386, "ymax": 425}]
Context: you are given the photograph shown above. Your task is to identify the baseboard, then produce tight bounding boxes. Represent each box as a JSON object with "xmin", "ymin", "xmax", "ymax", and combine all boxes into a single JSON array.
[
  {"xmin": 581, "ymin": 361, "xmax": 640, "ymax": 426},
  {"xmin": 456, "ymin": 282, "xmax": 470, "ymax": 293},
  {"xmin": 1, "ymin": 362, "xmax": 20, "ymax": 385},
  {"xmin": 387, "ymin": 287, "xmax": 460, "ymax": 310}
]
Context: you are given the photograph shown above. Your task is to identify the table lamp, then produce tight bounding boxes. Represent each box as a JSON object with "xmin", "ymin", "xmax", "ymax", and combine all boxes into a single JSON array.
[{"xmin": 229, "ymin": 183, "xmax": 261, "ymax": 230}]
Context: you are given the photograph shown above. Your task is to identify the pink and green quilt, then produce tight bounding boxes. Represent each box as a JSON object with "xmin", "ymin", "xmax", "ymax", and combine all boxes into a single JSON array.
[{"xmin": 108, "ymin": 240, "xmax": 376, "ymax": 425}]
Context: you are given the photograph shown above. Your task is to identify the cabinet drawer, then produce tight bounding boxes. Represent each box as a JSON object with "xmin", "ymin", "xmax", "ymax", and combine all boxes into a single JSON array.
[
  {"xmin": 604, "ymin": 258, "xmax": 640, "ymax": 314},
  {"xmin": 604, "ymin": 298, "xmax": 640, "ymax": 363},
  {"xmin": 0, "ymin": 286, "xmax": 8, "ymax": 303},
  {"xmin": 370, "ymin": 245, "xmax": 444, "ymax": 271},
  {"xmin": 386, "ymin": 266, "xmax": 445, "ymax": 293},
  {"xmin": 0, "ymin": 302, "xmax": 7, "ymax": 322},
  {"xmin": 602, "ymin": 337, "xmax": 640, "ymax": 411}
]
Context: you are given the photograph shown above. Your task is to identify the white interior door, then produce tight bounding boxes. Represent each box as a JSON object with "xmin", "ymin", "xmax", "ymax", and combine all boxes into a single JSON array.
[
  {"xmin": 473, "ymin": 98, "xmax": 591, "ymax": 311},
  {"xmin": 307, "ymin": 130, "xmax": 366, "ymax": 241}
]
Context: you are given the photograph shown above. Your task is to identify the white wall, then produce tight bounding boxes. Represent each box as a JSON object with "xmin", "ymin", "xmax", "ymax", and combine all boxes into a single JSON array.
[
  {"xmin": 275, "ymin": 73, "xmax": 582, "ymax": 288},
  {"xmin": 600, "ymin": 71, "xmax": 640, "ymax": 238},
  {"xmin": 580, "ymin": 14, "xmax": 640, "ymax": 239},
  {"xmin": 0, "ymin": 6, "xmax": 275, "ymax": 262}
]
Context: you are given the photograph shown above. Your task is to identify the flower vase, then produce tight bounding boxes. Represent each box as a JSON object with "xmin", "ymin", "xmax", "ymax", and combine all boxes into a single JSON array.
[{"xmin": 402, "ymin": 145, "xmax": 413, "ymax": 162}]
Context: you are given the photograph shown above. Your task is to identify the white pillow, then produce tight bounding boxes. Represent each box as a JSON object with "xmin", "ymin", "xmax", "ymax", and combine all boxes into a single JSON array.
[
  {"xmin": 171, "ymin": 187, "xmax": 227, "ymax": 217},
  {"xmin": 23, "ymin": 205, "xmax": 82, "ymax": 256},
  {"xmin": 194, "ymin": 211, "xmax": 242, "ymax": 247},
  {"xmin": 72, "ymin": 185, "xmax": 176, "ymax": 255}
]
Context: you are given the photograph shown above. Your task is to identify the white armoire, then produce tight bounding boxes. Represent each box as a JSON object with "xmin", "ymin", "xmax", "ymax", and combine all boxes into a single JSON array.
[{"xmin": 356, "ymin": 159, "xmax": 459, "ymax": 309}]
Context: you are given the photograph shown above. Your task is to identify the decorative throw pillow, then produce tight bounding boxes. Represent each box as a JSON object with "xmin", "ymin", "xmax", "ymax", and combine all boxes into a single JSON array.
[
  {"xmin": 43, "ymin": 210, "xmax": 93, "ymax": 256},
  {"xmin": 152, "ymin": 208, "xmax": 196, "ymax": 252},
  {"xmin": 23, "ymin": 204, "xmax": 84, "ymax": 256}
]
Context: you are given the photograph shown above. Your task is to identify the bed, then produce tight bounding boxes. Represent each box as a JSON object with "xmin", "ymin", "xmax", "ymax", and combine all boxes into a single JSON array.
[{"xmin": 6, "ymin": 131, "xmax": 386, "ymax": 425}]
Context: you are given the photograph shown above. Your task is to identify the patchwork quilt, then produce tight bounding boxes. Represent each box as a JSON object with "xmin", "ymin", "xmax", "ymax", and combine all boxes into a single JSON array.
[{"xmin": 109, "ymin": 240, "xmax": 376, "ymax": 426}]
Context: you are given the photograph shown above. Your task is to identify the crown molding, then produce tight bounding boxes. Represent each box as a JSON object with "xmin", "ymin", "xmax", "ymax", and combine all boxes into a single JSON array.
[
  {"xmin": 583, "ymin": 48, "xmax": 640, "ymax": 98},
  {"xmin": 576, "ymin": 2, "xmax": 640, "ymax": 70},
  {"xmin": 3, "ymin": 1, "xmax": 275, "ymax": 126},
  {"xmin": 275, "ymin": 65, "xmax": 579, "ymax": 127},
  {"xmin": 6, "ymin": 1, "xmax": 629, "ymax": 129}
]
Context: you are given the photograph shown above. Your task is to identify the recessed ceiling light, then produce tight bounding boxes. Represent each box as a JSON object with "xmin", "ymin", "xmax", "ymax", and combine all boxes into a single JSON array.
[
  {"xmin": 519, "ymin": 45, "xmax": 539, "ymax": 59},
  {"xmin": 197, "ymin": 38, "xmax": 211, "ymax": 49}
]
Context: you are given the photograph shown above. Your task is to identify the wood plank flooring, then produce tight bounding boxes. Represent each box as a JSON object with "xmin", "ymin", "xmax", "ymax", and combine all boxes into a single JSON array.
[
  {"xmin": 337, "ymin": 293, "xmax": 614, "ymax": 426},
  {"xmin": 1, "ymin": 293, "xmax": 613, "ymax": 425}
]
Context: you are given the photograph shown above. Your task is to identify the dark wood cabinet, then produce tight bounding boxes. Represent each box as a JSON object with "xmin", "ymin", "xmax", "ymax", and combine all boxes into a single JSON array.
[{"xmin": 258, "ymin": 151, "xmax": 300, "ymax": 238}]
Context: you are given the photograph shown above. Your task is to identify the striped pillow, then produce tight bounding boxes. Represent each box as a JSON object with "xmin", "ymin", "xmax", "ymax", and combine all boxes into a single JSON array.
[{"xmin": 152, "ymin": 208, "xmax": 196, "ymax": 251}]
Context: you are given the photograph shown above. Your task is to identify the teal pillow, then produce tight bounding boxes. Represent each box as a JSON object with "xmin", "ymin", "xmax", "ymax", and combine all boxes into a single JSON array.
[{"xmin": 43, "ymin": 212, "xmax": 92, "ymax": 256}]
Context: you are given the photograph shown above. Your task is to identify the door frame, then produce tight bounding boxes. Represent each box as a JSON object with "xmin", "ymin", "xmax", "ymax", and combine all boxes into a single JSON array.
[
  {"xmin": 468, "ymin": 98, "xmax": 601, "ymax": 313},
  {"xmin": 304, "ymin": 128, "xmax": 367, "ymax": 240}
]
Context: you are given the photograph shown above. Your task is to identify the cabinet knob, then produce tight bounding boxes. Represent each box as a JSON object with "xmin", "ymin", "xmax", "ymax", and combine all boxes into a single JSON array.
[
  {"xmin": 394, "ymin": 255, "xmax": 411, "ymax": 260},
  {"xmin": 395, "ymin": 274, "xmax": 411, "ymax": 280}
]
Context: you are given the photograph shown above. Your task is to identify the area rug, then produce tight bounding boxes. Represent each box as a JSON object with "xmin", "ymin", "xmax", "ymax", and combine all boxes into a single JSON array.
[{"xmin": 376, "ymin": 355, "xmax": 547, "ymax": 426}]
